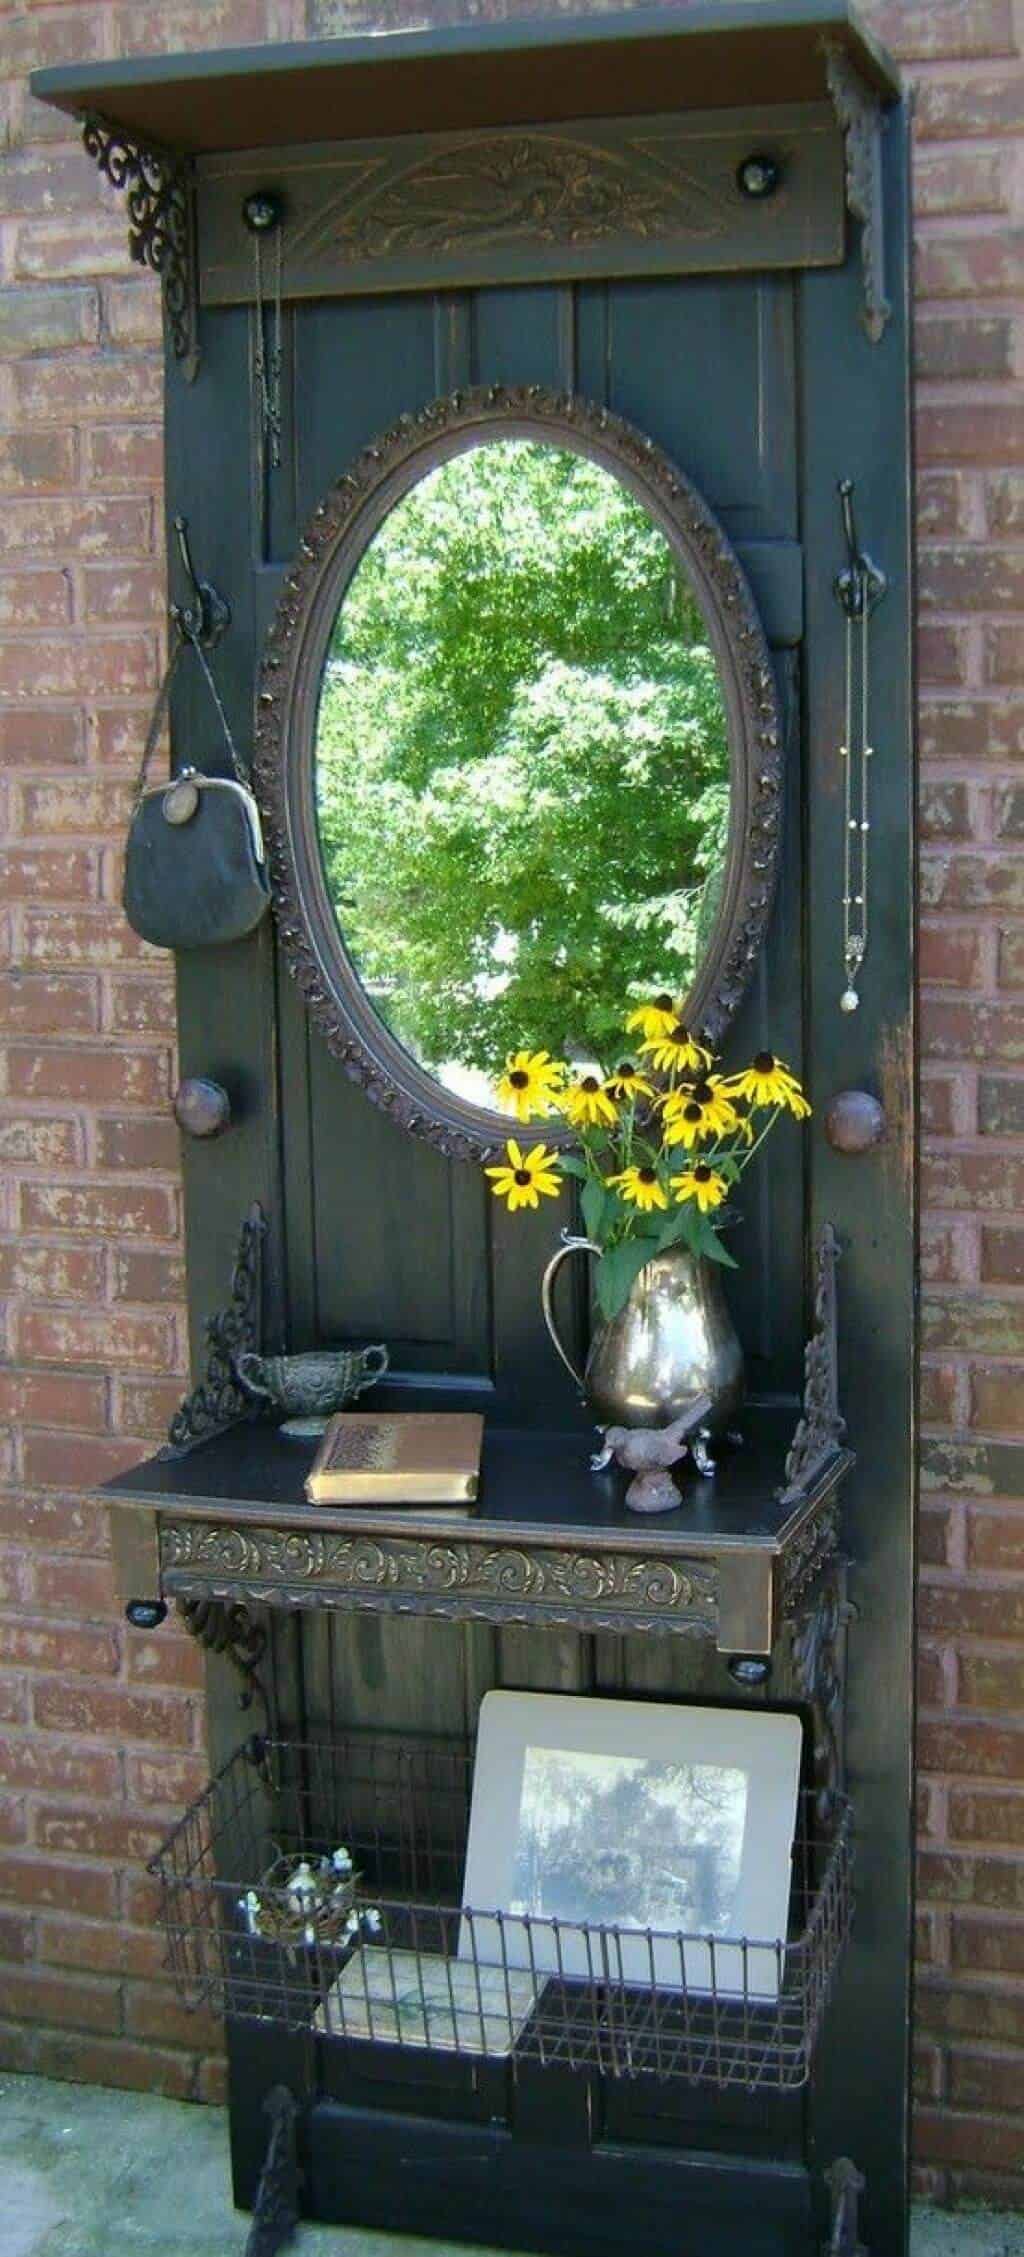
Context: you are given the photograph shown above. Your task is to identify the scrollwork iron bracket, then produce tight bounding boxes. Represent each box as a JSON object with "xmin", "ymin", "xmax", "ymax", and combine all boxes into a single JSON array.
[
  {"xmin": 823, "ymin": 43, "xmax": 891, "ymax": 344},
  {"xmin": 82, "ymin": 115, "xmax": 199, "ymax": 379},
  {"xmin": 161, "ymin": 1204, "xmax": 265, "ymax": 1457},
  {"xmin": 176, "ymin": 1595, "xmax": 268, "ymax": 1719},
  {"xmin": 779, "ymin": 1224, "xmax": 846, "ymax": 1504}
]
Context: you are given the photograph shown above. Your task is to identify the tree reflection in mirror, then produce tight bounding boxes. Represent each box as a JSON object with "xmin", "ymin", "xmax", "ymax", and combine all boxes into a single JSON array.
[{"xmin": 314, "ymin": 437, "xmax": 731, "ymax": 1120}]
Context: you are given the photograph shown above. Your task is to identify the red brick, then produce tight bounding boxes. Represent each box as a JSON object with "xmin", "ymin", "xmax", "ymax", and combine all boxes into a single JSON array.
[
  {"xmin": 32, "ymin": 2030, "xmax": 196, "ymax": 2100},
  {"xmin": 923, "ymin": 853, "xmax": 1024, "ymax": 916},
  {"xmin": 920, "ymin": 1073, "xmax": 959, "ymax": 1137},
  {"xmin": 1, "ymin": 1967, "xmax": 120, "ymax": 2035},
  {"xmin": 920, "ymin": 547, "xmax": 1024, "ymax": 615},
  {"xmin": 924, "ymin": 1296, "xmax": 1024, "ymax": 1355},
  {"xmin": 0, "ymin": 634, "xmax": 156, "ymax": 701},
  {"xmin": 0, "ymin": 973, "xmax": 98, "ymax": 1035},
  {"xmin": 85, "ymin": 425, "xmax": 164, "ymax": 491},
  {"xmin": 918, "ymin": 623, "xmax": 970, "ymax": 686},
  {"xmin": 18, "ymin": 1305, "xmax": 177, "ymax": 1375},
  {"xmin": 919, "ymin": 1503, "xmax": 955, "ymax": 1569},
  {"xmin": 0, "ymin": 1114, "xmax": 82, "ymax": 1167},
  {"xmin": 103, "ymin": 278, "xmax": 163, "ymax": 349},
  {"xmin": 0, "ymin": 1910, "xmax": 35, "ymax": 1964},
  {"xmin": 921, "ymin": 781, "xmax": 973, "ymax": 841},
  {"xmin": 124, "ymin": 1749, "xmax": 209, "ymax": 1808},
  {"xmin": 917, "ymin": 233, "xmax": 1024, "ymax": 301},
  {"xmin": 11, "ymin": 355, "xmax": 162, "ymax": 425},
  {"xmin": 921, "ymin": 1361, "xmax": 960, "ymax": 1426},
  {"xmin": 869, "ymin": 0, "xmax": 1016, "ymax": 60},
  {"xmin": 0, "ymin": 1682, "xmax": 28, "ymax": 1728},
  {"xmin": 0, "ymin": 572, "xmax": 71, "ymax": 629},
  {"xmin": 0, "ymin": 1795, "xmax": 27, "ymax": 1847},
  {"xmin": 0, "ymin": 431, "xmax": 78, "ymax": 497},
  {"xmin": 920, "ymin": 1221, "xmax": 968, "ymax": 1286},
  {"xmin": 32, "ymin": 1677, "xmax": 196, "ymax": 1748},
  {"xmin": 920, "ymin": 700, "xmax": 1024, "ymax": 764},
  {"xmin": 18, "ymin": 776, "xmax": 132, "ymax": 836},
  {"xmin": 29, "ymin": 1556, "xmax": 118, "ymax": 1616},
  {"xmin": 967, "ymin": 1511, "xmax": 1024, "ymax": 1573},
  {"xmin": 0, "ymin": 1371, "xmax": 108, "ymax": 1433},
  {"xmin": 95, "ymin": 1115, "xmax": 181, "ymax": 1171},
  {"xmin": 986, "ymin": 473, "xmax": 1024, "ymax": 537},
  {"xmin": 0, "ymin": 1621, "xmax": 118, "ymax": 1677},
  {"xmin": 918, "ymin": 1721, "xmax": 1024, "ymax": 1781},
  {"xmin": 916, "ymin": 471, "xmax": 975, "ymax": 538},
  {"xmin": 14, "ymin": 216, "xmax": 140, "ymax": 284},
  {"xmin": 987, "ymin": 626, "xmax": 1024, "ymax": 686},
  {"xmin": 115, "ymin": 1377, "xmax": 186, "ymax": 1434},
  {"xmin": 0, "ymin": 14, "xmax": 105, "ymax": 73},
  {"xmin": 0, "ymin": 1493, "xmax": 110, "ymax": 1555},
  {"xmin": 39, "ymin": 1914, "xmax": 165, "ymax": 1980},
  {"xmin": 925, "ymin": 1153, "xmax": 1024, "ymax": 1212},
  {"xmin": 0, "ymin": 1853, "xmax": 116, "ymax": 1919},
  {"xmin": 21, "ymin": 1432, "xmax": 149, "ymax": 1489},
  {"xmin": 124, "ymin": 1629, "xmax": 203, "ymax": 1691},
  {"xmin": 997, "ymin": 931, "xmax": 1024, "ymax": 989},
  {"xmin": 915, "ymin": 2106, "xmax": 1024, "ymax": 2172},
  {"xmin": 915, "ymin": 74, "xmax": 1024, "ymax": 140},
  {"xmin": 950, "ymin": 1790, "xmax": 1024, "ymax": 1847},
  {"xmin": 0, "ymin": 847, "xmax": 95, "ymax": 900},
  {"xmin": 913, "ymin": 153, "xmax": 1009, "ymax": 220},
  {"xmin": 924, "ymin": 997, "xmax": 1024, "ymax": 1062},
  {"xmin": 83, "ymin": 563, "xmax": 165, "ymax": 624},
  {"xmin": 88, "ymin": 705, "xmax": 156, "ymax": 769},
  {"xmin": 123, "ymin": 1982, "xmax": 222, "ymax": 2052},
  {"xmin": 34, "ymin": 1803, "xmax": 166, "ymax": 1862},
  {"xmin": 0, "ymin": 1735, "xmax": 120, "ymax": 1799},
  {"xmin": 6, "ymin": 1045, "xmax": 170, "ymax": 1107},
  {"xmin": 108, "ymin": 974, "xmax": 178, "ymax": 1035},
  {"xmin": 0, "ymin": 709, "xmax": 83, "ymax": 774},
  {"xmin": 19, "ymin": 1180, "xmax": 177, "ymax": 1239},
  {"xmin": 918, "ymin": 403, "xmax": 1024, "ymax": 468},
  {"xmin": 21, "ymin": 906, "xmax": 155, "ymax": 968},
  {"xmin": 110, "ymin": 1247, "xmax": 185, "ymax": 1303},
  {"xmin": 0, "ymin": 498, "xmax": 151, "ymax": 561},
  {"xmin": 920, "ymin": 923, "xmax": 987, "ymax": 989},
  {"xmin": 970, "ymin": 1365, "xmax": 1024, "ymax": 1433},
  {"xmin": 952, "ymin": 1917, "xmax": 1024, "ymax": 1979}
]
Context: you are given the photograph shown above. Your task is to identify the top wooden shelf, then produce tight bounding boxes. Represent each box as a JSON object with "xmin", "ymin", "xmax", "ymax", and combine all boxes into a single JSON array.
[{"xmin": 31, "ymin": 1, "xmax": 899, "ymax": 156}]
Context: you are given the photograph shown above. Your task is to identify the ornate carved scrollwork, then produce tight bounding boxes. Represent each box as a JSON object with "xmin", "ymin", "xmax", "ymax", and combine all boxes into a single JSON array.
[
  {"xmin": 790, "ymin": 1566, "xmax": 848, "ymax": 1825},
  {"xmin": 162, "ymin": 1205, "xmax": 265, "ymax": 1457},
  {"xmin": 160, "ymin": 1517, "xmax": 719, "ymax": 1640},
  {"xmin": 82, "ymin": 116, "xmax": 198, "ymax": 377},
  {"xmin": 254, "ymin": 385, "xmax": 783, "ymax": 1158},
  {"xmin": 781, "ymin": 1224, "xmax": 846, "ymax": 1503},
  {"xmin": 177, "ymin": 1596, "xmax": 267, "ymax": 1715},
  {"xmin": 823, "ymin": 44, "xmax": 891, "ymax": 344}
]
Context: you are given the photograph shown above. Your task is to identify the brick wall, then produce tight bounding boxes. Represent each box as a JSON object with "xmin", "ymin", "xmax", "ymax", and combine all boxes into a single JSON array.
[{"xmin": 0, "ymin": 0, "xmax": 1021, "ymax": 2198}]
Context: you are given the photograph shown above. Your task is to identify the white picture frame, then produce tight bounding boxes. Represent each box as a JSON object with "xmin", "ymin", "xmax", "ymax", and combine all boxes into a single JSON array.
[{"xmin": 460, "ymin": 1691, "xmax": 803, "ymax": 2001}]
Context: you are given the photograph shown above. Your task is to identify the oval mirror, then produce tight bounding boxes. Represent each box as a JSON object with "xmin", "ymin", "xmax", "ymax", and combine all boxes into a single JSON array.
[{"xmin": 256, "ymin": 389, "xmax": 782, "ymax": 1159}]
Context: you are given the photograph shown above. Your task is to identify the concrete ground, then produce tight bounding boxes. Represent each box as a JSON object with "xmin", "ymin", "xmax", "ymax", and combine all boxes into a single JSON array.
[{"xmin": 1, "ymin": 2072, "xmax": 1022, "ymax": 2257}]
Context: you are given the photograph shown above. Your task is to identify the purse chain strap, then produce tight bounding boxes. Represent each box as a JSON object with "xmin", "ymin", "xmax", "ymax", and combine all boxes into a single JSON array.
[{"xmin": 132, "ymin": 625, "xmax": 248, "ymax": 811}]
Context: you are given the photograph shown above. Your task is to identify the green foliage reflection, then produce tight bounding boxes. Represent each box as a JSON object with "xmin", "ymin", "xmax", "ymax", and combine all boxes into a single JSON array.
[{"xmin": 315, "ymin": 439, "xmax": 730, "ymax": 1101}]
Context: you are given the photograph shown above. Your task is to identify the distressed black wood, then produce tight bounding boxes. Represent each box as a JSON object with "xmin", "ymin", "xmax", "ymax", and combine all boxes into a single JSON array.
[{"xmin": 34, "ymin": 10, "xmax": 912, "ymax": 2255}]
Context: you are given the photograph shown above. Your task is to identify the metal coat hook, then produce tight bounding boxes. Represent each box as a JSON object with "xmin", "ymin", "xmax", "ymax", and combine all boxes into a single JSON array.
[
  {"xmin": 169, "ymin": 514, "xmax": 231, "ymax": 649},
  {"xmin": 833, "ymin": 480, "xmax": 887, "ymax": 619}
]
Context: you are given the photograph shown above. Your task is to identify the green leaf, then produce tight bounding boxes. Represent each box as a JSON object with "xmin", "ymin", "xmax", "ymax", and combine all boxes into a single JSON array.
[
  {"xmin": 581, "ymin": 1176, "xmax": 609, "ymax": 1243},
  {"xmin": 696, "ymin": 1217, "xmax": 738, "ymax": 1267},
  {"xmin": 653, "ymin": 1207, "xmax": 691, "ymax": 1253},
  {"xmin": 557, "ymin": 1153, "xmax": 588, "ymax": 1180},
  {"xmin": 595, "ymin": 1238, "xmax": 654, "ymax": 1324}
]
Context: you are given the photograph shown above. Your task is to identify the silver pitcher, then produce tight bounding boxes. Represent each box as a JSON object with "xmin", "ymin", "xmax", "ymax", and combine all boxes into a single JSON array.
[{"xmin": 541, "ymin": 1236, "xmax": 744, "ymax": 1432}]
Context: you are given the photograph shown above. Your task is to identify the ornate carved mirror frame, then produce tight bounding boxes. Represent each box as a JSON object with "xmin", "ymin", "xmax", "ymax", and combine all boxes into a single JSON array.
[{"xmin": 254, "ymin": 384, "xmax": 783, "ymax": 1159}]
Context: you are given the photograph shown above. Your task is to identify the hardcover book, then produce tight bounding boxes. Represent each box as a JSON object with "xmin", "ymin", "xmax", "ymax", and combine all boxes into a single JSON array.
[{"xmin": 305, "ymin": 1410, "xmax": 483, "ymax": 1507}]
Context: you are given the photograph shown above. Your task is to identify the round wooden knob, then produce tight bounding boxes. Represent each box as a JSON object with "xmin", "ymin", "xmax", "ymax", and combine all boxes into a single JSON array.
[
  {"xmin": 173, "ymin": 1077, "xmax": 231, "ymax": 1139},
  {"xmin": 825, "ymin": 1089, "xmax": 886, "ymax": 1154}
]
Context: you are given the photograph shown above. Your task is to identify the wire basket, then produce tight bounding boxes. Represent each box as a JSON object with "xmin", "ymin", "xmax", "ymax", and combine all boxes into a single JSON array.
[{"xmin": 148, "ymin": 1733, "xmax": 852, "ymax": 2093}]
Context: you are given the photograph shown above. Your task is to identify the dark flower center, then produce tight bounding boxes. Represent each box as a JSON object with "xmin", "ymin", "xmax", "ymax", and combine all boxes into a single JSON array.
[
  {"xmin": 691, "ymin": 1081, "xmax": 713, "ymax": 1105},
  {"xmin": 616, "ymin": 1062, "xmax": 635, "ymax": 1079},
  {"xmin": 753, "ymin": 1051, "xmax": 775, "ymax": 1074},
  {"xmin": 670, "ymin": 1022, "xmax": 691, "ymax": 1044},
  {"xmin": 508, "ymin": 1069, "xmax": 529, "ymax": 1089},
  {"xmin": 694, "ymin": 1165, "xmax": 711, "ymax": 1184},
  {"xmin": 638, "ymin": 1168, "xmax": 657, "ymax": 1185},
  {"xmin": 513, "ymin": 1169, "xmax": 531, "ymax": 1186},
  {"xmin": 581, "ymin": 1076, "xmax": 600, "ymax": 1093},
  {"xmin": 684, "ymin": 1103, "xmax": 703, "ymax": 1124},
  {"xmin": 655, "ymin": 993, "xmax": 673, "ymax": 1012}
]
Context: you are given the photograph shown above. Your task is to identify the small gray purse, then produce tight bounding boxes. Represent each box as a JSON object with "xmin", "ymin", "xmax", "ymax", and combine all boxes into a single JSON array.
[{"xmin": 122, "ymin": 629, "xmax": 270, "ymax": 951}]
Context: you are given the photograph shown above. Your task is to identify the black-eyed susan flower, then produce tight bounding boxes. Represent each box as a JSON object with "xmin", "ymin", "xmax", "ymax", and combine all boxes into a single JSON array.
[
  {"xmin": 495, "ymin": 1049, "xmax": 565, "ymax": 1122},
  {"xmin": 605, "ymin": 1061, "xmax": 654, "ymax": 1102},
  {"xmin": 562, "ymin": 1074, "xmax": 618, "ymax": 1131},
  {"xmin": 722, "ymin": 1052, "xmax": 811, "ymax": 1117},
  {"xmin": 639, "ymin": 1021, "xmax": 711, "ymax": 1076},
  {"xmin": 670, "ymin": 1163, "xmax": 728, "ymax": 1213},
  {"xmin": 485, "ymin": 1140, "xmax": 562, "ymax": 1213},
  {"xmin": 661, "ymin": 1075, "xmax": 738, "ymax": 1143},
  {"xmin": 608, "ymin": 1165, "xmax": 668, "ymax": 1214},
  {"xmin": 625, "ymin": 993, "xmax": 679, "ymax": 1043}
]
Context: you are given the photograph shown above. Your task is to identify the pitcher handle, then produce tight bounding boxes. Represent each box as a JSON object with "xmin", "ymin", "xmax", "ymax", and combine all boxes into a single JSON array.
[
  {"xmin": 540, "ymin": 1234, "xmax": 601, "ymax": 1392},
  {"xmin": 357, "ymin": 1344, "xmax": 390, "ymax": 1391}
]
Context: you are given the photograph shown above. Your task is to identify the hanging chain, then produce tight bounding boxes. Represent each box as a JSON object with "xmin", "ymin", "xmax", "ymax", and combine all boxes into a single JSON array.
[
  {"xmin": 839, "ymin": 602, "xmax": 873, "ymax": 1014},
  {"xmin": 246, "ymin": 193, "xmax": 285, "ymax": 496}
]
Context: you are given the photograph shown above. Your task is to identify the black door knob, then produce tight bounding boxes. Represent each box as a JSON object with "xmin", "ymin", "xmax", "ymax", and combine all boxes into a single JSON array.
[{"xmin": 173, "ymin": 1077, "xmax": 231, "ymax": 1138}]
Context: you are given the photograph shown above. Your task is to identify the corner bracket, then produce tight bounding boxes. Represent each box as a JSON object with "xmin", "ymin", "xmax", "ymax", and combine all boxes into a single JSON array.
[
  {"xmin": 823, "ymin": 43, "xmax": 891, "ymax": 344},
  {"xmin": 779, "ymin": 1224, "xmax": 847, "ymax": 1503},
  {"xmin": 161, "ymin": 1203, "xmax": 265, "ymax": 1457},
  {"xmin": 82, "ymin": 115, "xmax": 199, "ymax": 379}
]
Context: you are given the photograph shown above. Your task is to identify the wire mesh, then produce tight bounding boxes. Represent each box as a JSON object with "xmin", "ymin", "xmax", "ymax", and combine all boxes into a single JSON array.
[{"xmin": 148, "ymin": 1732, "xmax": 852, "ymax": 2093}]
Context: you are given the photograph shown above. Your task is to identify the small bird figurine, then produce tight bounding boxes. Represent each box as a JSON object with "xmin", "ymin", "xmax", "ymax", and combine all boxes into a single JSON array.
[{"xmin": 591, "ymin": 1393, "xmax": 715, "ymax": 1513}]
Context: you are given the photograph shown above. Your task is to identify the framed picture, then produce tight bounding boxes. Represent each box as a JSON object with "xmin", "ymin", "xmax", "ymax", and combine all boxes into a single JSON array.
[{"xmin": 460, "ymin": 1691, "xmax": 803, "ymax": 1999}]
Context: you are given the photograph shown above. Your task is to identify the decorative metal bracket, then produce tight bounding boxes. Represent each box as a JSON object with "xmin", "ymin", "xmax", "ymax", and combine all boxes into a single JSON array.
[
  {"xmin": 823, "ymin": 2158, "xmax": 868, "ymax": 2257},
  {"xmin": 823, "ymin": 43, "xmax": 890, "ymax": 344},
  {"xmin": 82, "ymin": 116, "xmax": 199, "ymax": 379},
  {"xmin": 245, "ymin": 2085, "xmax": 300, "ymax": 2257},
  {"xmin": 790, "ymin": 1563, "xmax": 850, "ymax": 1824},
  {"xmin": 779, "ymin": 1225, "xmax": 846, "ymax": 1503},
  {"xmin": 177, "ymin": 1596, "xmax": 268, "ymax": 1718},
  {"xmin": 161, "ymin": 1204, "xmax": 265, "ymax": 1457}
]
